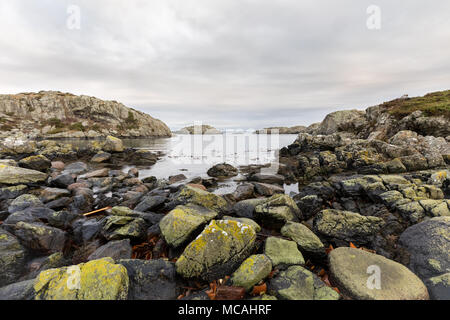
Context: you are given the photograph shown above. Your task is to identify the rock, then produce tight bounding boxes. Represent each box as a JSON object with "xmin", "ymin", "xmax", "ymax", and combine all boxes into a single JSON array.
[
  {"xmin": 425, "ymin": 273, "xmax": 450, "ymax": 300},
  {"xmin": 317, "ymin": 110, "xmax": 367, "ymax": 135},
  {"xmin": 173, "ymin": 185, "xmax": 229, "ymax": 213},
  {"xmin": 19, "ymin": 155, "xmax": 51, "ymax": 172},
  {"xmin": 328, "ymin": 247, "xmax": 429, "ymax": 300},
  {"xmin": 254, "ymin": 194, "xmax": 301, "ymax": 227},
  {"xmin": 40, "ymin": 187, "xmax": 71, "ymax": 203},
  {"xmin": 34, "ymin": 258, "xmax": 129, "ymax": 300},
  {"xmin": 419, "ymin": 199, "xmax": 450, "ymax": 217},
  {"xmin": 0, "ymin": 159, "xmax": 17, "ymax": 167},
  {"xmin": 207, "ymin": 163, "xmax": 238, "ymax": 178},
  {"xmin": 72, "ymin": 218, "xmax": 104, "ymax": 244},
  {"xmin": 78, "ymin": 168, "xmax": 109, "ymax": 179},
  {"xmin": 134, "ymin": 195, "xmax": 166, "ymax": 212},
  {"xmin": 0, "ymin": 165, "xmax": 48, "ymax": 185},
  {"xmin": 8, "ymin": 194, "xmax": 43, "ymax": 214},
  {"xmin": 62, "ymin": 161, "xmax": 88, "ymax": 175},
  {"xmin": 232, "ymin": 183, "xmax": 255, "ymax": 201},
  {"xmin": 249, "ymin": 173, "xmax": 284, "ymax": 185},
  {"xmin": 0, "ymin": 279, "xmax": 35, "ymax": 300},
  {"xmin": 396, "ymin": 201, "xmax": 426, "ymax": 223},
  {"xmin": 103, "ymin": 136, "xmax": 124, "ymax": 153},
  {"xmin": 295, "ymin": 195, "xmax": 322, "ymax": 220},
  {"xmin": 231, "ymin": 254, "xmax": 272, "ymax": 291},
  {"xmin": 222, "ymin": 216, "xmax": 261, "ymax": 232},
  {"xmin": 264, "ymin": 237, "xmax": 304, "ymax": 268},
  {"xmin": 14, "ymin": 221, "xmax": 66, "ymax": 253},
  {"xmin": 0, "ymin": 229, "xmax": 27, "ymax": 287},
  {"xmin": 233, "ymin": 198, "xmax": 267, "ymax": 219},
  {"xmin": 51, "ymin": 161, "xmax": 65, "ymax": 170},
  {"xmin": 252, "ymin": 182, "xmax": 285, "ymax": 196},
  {"xmin": 168, "ymin": 174, "xmax": 187, "ymax": 184},
  {"xmin": 50, "ymin": 173, "xmax": 75, "ymax": 188},
  {"xmin": 160, "ymin": 204, "xmax": 218, "ymax": 247},
  {"xmin": 313, "ymin": 209, "xmax": 384, "ymax": 244},
  {"xmin": 127, "ymin": 168, "xmax": 139, "ymax": 177},
  {"xmin": 281, "ymin": 221, "xmax": 325, "ymax": 257},
  {"xmin": 91, "ymin": 152, "xmax": 111, "ymax": 163},
  {"xmin": 175, "ymin": 220, "xmax": 256, "ymax": 281},
  {"xmin": 0, "ymin": 185, "xmax": 28, "ymax": 201},
  {"xmin": 268, "ymin": 265, "xmax": 340, "ymax": 300},
  {"xmin": 399, "ymin": 217, "xmax": 450, "ymax": 279},
  {"xmin": 101, "ymin": 216, "xmax": 147, "ymax": 241},
  {"xmin": 119, "ymin": 259, "xmax": 178, "ymax": 300},
  {"xmin": 88, "ymin": 239, "xmax": 132, "ymax": 261},
  {"xmin": 385, "ymin": 158, "xmax": 407, "ymax": 173},
  {"xmin": 111, "ymin": 206, "xmax": 134, "ymax": 216}
]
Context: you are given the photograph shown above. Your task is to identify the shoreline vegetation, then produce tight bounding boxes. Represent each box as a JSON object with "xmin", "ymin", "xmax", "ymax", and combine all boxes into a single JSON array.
[{"xmin": 0, "ymin": 89, "xmax": 449, "ymax": 300}]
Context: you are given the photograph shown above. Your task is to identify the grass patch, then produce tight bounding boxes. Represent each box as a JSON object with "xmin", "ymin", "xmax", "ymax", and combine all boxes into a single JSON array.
[{"xmin": 385, "ymin": 90, "xmax": 450, "ymax": 120}]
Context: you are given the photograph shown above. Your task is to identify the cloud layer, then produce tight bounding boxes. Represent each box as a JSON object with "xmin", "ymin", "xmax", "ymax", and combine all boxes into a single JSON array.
[{"xmin": 1, "ymin": 0, "xmax": 450, "ymax": 130}]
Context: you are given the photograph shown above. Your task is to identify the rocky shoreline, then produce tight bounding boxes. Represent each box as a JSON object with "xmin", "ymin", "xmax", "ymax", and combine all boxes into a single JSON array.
[{"xmin": 0, "ymin": 91, "xmax": 449, "ymax": 301}]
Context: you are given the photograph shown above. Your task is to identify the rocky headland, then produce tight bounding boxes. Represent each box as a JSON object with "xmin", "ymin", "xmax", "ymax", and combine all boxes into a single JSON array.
[
  {"xmin": 173, "ymin": 125, "xmax": 222, "ymax": 135},
  {"xmin": 0, "ymin": 90, "xmax": 449, "ymax": 300}
]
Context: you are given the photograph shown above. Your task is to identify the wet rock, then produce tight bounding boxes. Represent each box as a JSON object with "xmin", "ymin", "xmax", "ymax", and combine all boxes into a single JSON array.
[
  {"xmin": 102, "ymin": 136, "xmax": 124, "ymax": 153},
  {"xmin": 399, "ymin": 217, "xmax": 450, "ymax": 279},
  {"xmin": 231, "ymin": 254, "xmax": 272, "ymax": 291},
  {"xmin": 101, "ymin": 216, "xmax": 147, "ymax": 241},
  {"xmin": 19, "ymin": 155, "xmax": 51, "ymax": 172},
  {"xmin": 207, "ymin": 163, "xmax": 238, "ymax": 178},
  {"xmin": 233, "ymin": 198, "xmax": 267, "ymax": 219},
  {"xmin": 249, "ymin": 173, "xmax": 284, "ymax": 185},
  {"xmin": 91, "ymin": 152, "xmax": 111, "ymax": 163},
  {"xmin": 252, "ymin": 182, "xmax": 285, "ymax": 196},
  {"xmin": 134, "ymin": 195, "xmax": 166, "ymax": 212},
  {"xmin": 268, "ymin": 265, "xmax": 340, "ymax": 300},
  {"xmin": 119, "ymin": 259, "xmax": 178, "ymax": 300},
  {"xmin": 281, "ymin": 221, "xmax": 325, "ymax": 257},
  {"xmin": 254, "ymin": 194, "xmax": 301, "ymax": 227},
  {"xmin": 264, "ymin": 237, "xmax": 304, "ymax": 268},
  {"xmin": 0, "ymin": 165, "xmax": 48, "ymax": 185},
  {"xmin": 50, "ymin": 173, "xmax": 75, "ymax": 188},
  {"xmin": 14, "ymin": 221, "xmax": 66, "ymax": 253},
  {"xmin": 0, "ymin": 279, "xmax": 35, "ymax": 300},
  {"xmin": 425, "ymin": 273, "xmax": 450, "ymax": 300},
  {"xmin": 329, "ymin": 247, "xmax": 429, "ymax": 300},
  {"xmin": 313, "ymin": 209, "xmax": 384, "ymax": 244},
  {"xmin": 88, "ymin": 239, "xmax": 132, "ymax": 261},
  {"xmin": 176, "ymin": 219, "xmax": 256, "ymax": 281},
  {"xmin": 34, "ymin": 257, "xmax": 129, "ymax": 300},
  {"xmin": 0, "ymin": 229, "xmax": 27, "ymax": 287},
  {"xmin": 8, "ymin": 194, "xmax": 43, "ymax": 214},
  {"xmin": 160, "ymin": 204, "xmax": 218, "ymax": 247},
  {"xmin": 0, "ymin": 185, "xmax": 27, "ymax": 201}
]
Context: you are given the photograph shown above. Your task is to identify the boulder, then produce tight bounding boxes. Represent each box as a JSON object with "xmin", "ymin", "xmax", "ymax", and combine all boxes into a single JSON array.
[
  {"xmin": 328, "ymin": 247, "xmax": 429, "ymax": 300},
  {"xmin": 50, "ymin": 173, "xmax": 75, "ymax": 188},
  {"xmin": 172, "ymin": 185, "xmax": 229, "ymax": 213},
  {"xmin": 252, "ymin": 182, "xmax": 285, "ymax": 196},
  {"xmin": 119, "ymin": 259, "xmax": 178, "ymax": 300},
  {"xmin": 34, "ymin": 258, "xmax": 129, "ymax": 300},
  {"xmin": 19, "ymin": 155, "xmax": 51, "ymax": 172},
  {"xmin": 233, "ymin": 198, "xmax": 267, "ymax": 219},
  {"xmin": 249, "ymin": 173, "xmax": 284, "ymax": 185},
  {"xmin": 399, "ymin": 217, "xmax": 450, "ymax": 279},
  {"xmin": 0, "ymin": 229, "xmax": 27, "ymax": 287},
  {"xmin": 313, "ymin": 209, "xmax": 384, "ymax": 244},
  {"xmin": 159, "ymin": 204, "xmax": 218, "ymax": 247},
  {"xmin": 0, "ymin": 165, "xmax": 47, "ymax": 185},
  {"xmin": 0, "ymin": 279, "xmax": 35, "ymax": 300},
  {"xmin": 101, "ymin": 216, "xmax": 147, "ymax": 241},
  {"xmin": 8, "ymin": 194, "xmax": 43, "ymax": 214},
  {"xmin": 102, "ymin": 136, "xmax": 124, "ymax": 153},
  {"xmin": 62, "ymin": 161, "xmax": 88, "ymax": 175},
  {"xmin": 175, "ymin": 220, "xmax": 256, "ymax": 281},
  {"xmin": 254, "ymin": 194, "xmax": 301, "ymax": 227},
  {"xmin": 231, "ymin": 254, "xmax": 272, "ymax": 291},
  {"xmin": 40, "ymin": 188, "xmax": 71, "ymax": 203},
  {"xmin": 110, "ymin": 206, "xmax": 134, "ymax": 216},
  {"xmin": 425, "ymin": 273, "xmax": 450, "ymax": 300},
  {"xmin": 134, "ymin": 195, "xmax": 166, "ymax": 212},
  {"xmin": 91, "ymin": 152, "xmax": 111, "ymax": 163},
  {"xmin": 281, "ymin": 221, "xmax": 325, "ymax": 257},
  {"xmin": 207, "ymin": 163, "xmax": 238, "ymax": 178},
  {"xmin": 13, "ymin": 221, "xmax": 66, "ymax": 253},
  {"xmin": 88, "ymin": 239, "xmax": 132, "ymax": 261},
  {"xmin": 78, "ymin": 168, "xmax": 109, "ymax": 179},
  {"xmin": 232, "ymin": 183, "xmax": 255, "ymax": 201},
  {"xmin": 0, "ymin": 185, "xmax": 28, "ymax": 201},
  {"xmin": 222, "ymin": 216, "xmax": 261, "ymax": 232},
  {"xmin": 317, "ymin": 110, "xmax": 367, "ymax": 135},
  {"xmin": 268, "ymin": 265, "xmax": 340, "ymax": 300},
  {"xmin": 264, "ymin": 237, "xmax": 304, "ymax": 268}
]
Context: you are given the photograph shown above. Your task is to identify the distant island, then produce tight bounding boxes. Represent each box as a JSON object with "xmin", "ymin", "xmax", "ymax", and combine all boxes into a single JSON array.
[
  {"xmin": 173, "ymin": 124, "xmax": 222, "ymax": 135},
  {"xmin": 255, "ymin": 126, "xmax": 307, "ymax": 134}
]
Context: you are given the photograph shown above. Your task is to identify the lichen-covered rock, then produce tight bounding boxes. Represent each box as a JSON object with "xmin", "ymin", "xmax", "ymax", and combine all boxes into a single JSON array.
[
  {"xmin": 110, "ymin": 206, "xmax": 134, "ymax": 216},
  {"xmin": 231, "ymin": 254, "xmax": 272, "ymax": 291},
  {"xmin": 13, "ymin": 221, "xmax": 67, "ymax": 253},
  {"xmin": 233, "ymin": 198, "xmax": 267, "ymax": 219},
  {"xmin": 207, "ymin": 163, "xmax": 238, "ymax": 178},
  {"xmin": 425, "ymin": 273, "xmax": 450, "ymax": 300},
  {"xmin": 268, "ymin": 265, "xmax": 340, "ymax": 300},
  {"xmin": 313, "ymin": 209, "xmax": 384, "ymax": 244},
  {"xmin": 88, "ymin": 239, "xmax": 132, "ymax": 261},
  {"xmin": 8, "ymin": 194, "xmax": 42, "ymax": 213},
  {"xmin": 18, "ymin": 155, "xmax": 51, "ymax": 172},
  {"xmin": 0, "ymin": 165, "xmax": 48, "ymax": 185},
  {"xmin": 101, "ymin": 216, "xmax": 147, "ymax": 241},
  {"xmin": 160, "ymin": 204, "xmax": 218, "ymax": 247},
  {"xmin": 175, "ymin": 220, "xmax": 256, "ymax": 281},
  {"xmin": 90, "ymin": 152, "xmax": 111, "ymax": 163},
  {"xmin": 34, "ymin": 258, "xmax": 129, "ymax": 300},
  {"xmin": 0, "ymin": 229, "xmax": 27, "ymax": 287},
  {"xmin": 173, "ymin": 185, "xmax": 229, "ymax": 213},
  {"xmin": 419, "ymin": 199, "xmax": 450, "ymax": 217},
  {"xmin": 399, "ymin": 217, "xmax": 450, "ymax": 279},
  {"xmin": 281, "ymin": 221, "xmax": 325, "ymax": 257},
  {"xmin": 264, "ymin": 237, "xmax": 304, "ymax": 268},
  {"xmin": 222, "ymin": 216, "xmax": 261, "ymax": 232},
  {"xmin": 254, "ymin": 194, "xmax": 301, "ymax": 227},
  {"xmin": 102, "ymin": 136, "xmax": 124, "ymax": 153},
  {"xmin": 0, "ymin": 279, "xmax": 35, "ymax": 300},
  {"xmin": 0, "ymin": 185, "xmax": 27, "ymax": 201},
  {"xmin": 119, "ymin": 259, "xmax": 179, "ymax": 300},
  {"xmin": 328, "ymin": 247, "xmax": 429, "ymax": 300}
]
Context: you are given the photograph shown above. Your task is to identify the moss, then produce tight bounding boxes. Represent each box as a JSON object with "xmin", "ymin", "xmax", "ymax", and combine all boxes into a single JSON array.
[{"xmin": 385, "ymin": 90, "xmax": 450, "ymax": 120}]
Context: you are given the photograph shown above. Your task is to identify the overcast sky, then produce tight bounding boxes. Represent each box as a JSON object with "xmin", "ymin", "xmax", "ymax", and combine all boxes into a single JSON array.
[{"xmin": 1, "ymin": 0, "xmax": 449, "ymax": 130}]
